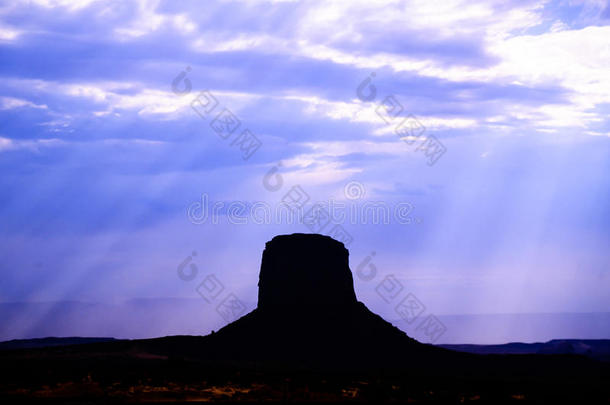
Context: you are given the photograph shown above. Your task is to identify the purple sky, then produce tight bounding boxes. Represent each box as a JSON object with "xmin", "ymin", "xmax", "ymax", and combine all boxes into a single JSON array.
[{"xmin": 0, "ymin": 0, "xmax": 609, "ymax": 343}]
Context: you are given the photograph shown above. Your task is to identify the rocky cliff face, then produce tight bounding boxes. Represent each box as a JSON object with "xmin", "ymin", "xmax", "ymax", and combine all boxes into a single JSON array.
[
  {"xmin": 257, "ymin": 234, "xmax": 357, "ymax": 315},
  {"xmin": 203, "ymin": 233, "xmax": 441, "ymax": 367}
]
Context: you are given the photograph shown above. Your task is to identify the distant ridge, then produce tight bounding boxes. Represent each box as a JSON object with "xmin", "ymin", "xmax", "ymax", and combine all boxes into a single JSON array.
[
  {"xmin": 440, "ymin": 339, "xmax": 610, "ymax": 361},
  {"xmin": 4, "ymin": 336, "xmax": 608, "ymax": 362},
  {"xmin": 0, "ymin": 337, "xmax": 115, "ymax": 350}
]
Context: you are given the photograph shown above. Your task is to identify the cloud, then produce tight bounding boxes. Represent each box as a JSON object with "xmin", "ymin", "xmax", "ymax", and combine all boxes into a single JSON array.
[
  {"xmin": 0, "ymin": 96, "xmax": 47, "ymax": 110},
  {"xmin": 0, "ymin": 136, "xmax": 64, "ymax": 152},
  {"xmin": 0, "ymin": 0, "xmax": 609, "ymax": 331}
]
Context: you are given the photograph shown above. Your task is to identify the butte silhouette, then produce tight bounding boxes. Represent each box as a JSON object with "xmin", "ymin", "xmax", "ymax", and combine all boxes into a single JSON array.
[
  {"xmin": 197, "ymin": 233, "xmax": 452, "ymax": 368},
  {"xmin": 3, "ymin": 233, "xmax": 606, "ymax": 405}
]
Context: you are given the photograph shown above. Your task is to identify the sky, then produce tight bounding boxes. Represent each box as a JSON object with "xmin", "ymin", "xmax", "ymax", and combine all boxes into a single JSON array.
[{"xmin": 0, "ymin": 0, "xmax": 609, "ymax": 343}]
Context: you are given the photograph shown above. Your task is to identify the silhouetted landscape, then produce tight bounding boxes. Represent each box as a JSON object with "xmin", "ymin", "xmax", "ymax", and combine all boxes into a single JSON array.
[
  {"xmin": 1, "ymin": 234, "xmax": 608, "ymax": 403},
  {"xmin": 4, "ymin": 0, "xmax": 610, "ymax": 402}
]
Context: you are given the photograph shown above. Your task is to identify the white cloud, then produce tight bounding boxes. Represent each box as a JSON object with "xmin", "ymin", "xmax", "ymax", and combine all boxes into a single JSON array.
[
  {"xmin": 23, "ymin": 0, "xmax": 99, "ymax": 11},
  {"xmin": 0, "ymin": 136, "xmax": 64, "ymax": 152},
  {"xmin": 4, "ymin": 0, "xmax": 610, "ymax": 138},
  {"xmin": 279, "ymin": 160, "xmax": 360, "ymax": 187},
  {"xmin": 113, "ymin": 0, "xmax": 165, "ymax": 39},
  {"xmin": 0, "ymin": 96, "xmax": 47, "ymax": 110},
  {"xmin": 112, "ymin": 0, "xmax": 197, "ymax": 39},
  {"xmin": 6, "ymin": 79, "xmax": 194, "ymax": 117},
  {"xmin": 0, "ymin": 24, "xmax": 21, "ymax": 40}
]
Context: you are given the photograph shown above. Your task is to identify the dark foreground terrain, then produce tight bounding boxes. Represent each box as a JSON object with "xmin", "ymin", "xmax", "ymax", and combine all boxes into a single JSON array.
[
  {"xmin": 3, "ymin": 234, "xmax": 608, "ymax": 403},
  {"xmin": 1, "ymin": 335, "xmax": 609, "ymax": 404}
]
